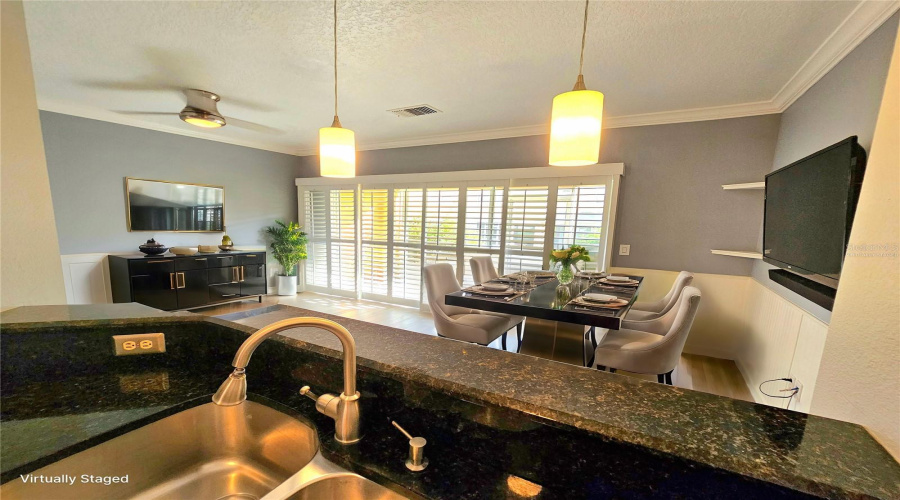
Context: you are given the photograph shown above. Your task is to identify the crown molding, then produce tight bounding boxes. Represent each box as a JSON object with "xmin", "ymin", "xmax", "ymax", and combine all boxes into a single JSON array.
[
  {"xmin": 38, "ymin": 1, "xmax": 900, "ymax": 157},
  {"xmin": 37, "ymin": 98, "xmax": 303, "ymax": 156},
  {"xmin": 771, "ymin": 0, "xmax": 900, "ymax": 111}
]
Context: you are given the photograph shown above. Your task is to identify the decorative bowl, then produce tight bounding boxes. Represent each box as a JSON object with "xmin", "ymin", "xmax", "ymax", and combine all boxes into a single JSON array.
[
  {"xmin": 218, "ymin": 245, "xmax": 235, "ymax": 252},
  {"xmin": 138, "ymin": 239, "xmax": 168, "ymax": 255},
  {"xmin": 170, "ymin": 246, "xmax": 199, "ymax": 256},
  {"xmin": 198, "ymin": 245, "xmax": 218, "ymax": 253}
]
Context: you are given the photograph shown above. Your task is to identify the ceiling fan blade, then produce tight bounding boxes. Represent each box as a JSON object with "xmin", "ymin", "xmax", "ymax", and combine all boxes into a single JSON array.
[
  {"xmin": 116, "ymin": 111, "xmax": 180, "ymax": 116},
  {"xmin": 225, "ymin": 117, "xmax": 283, "ymax": 135}
]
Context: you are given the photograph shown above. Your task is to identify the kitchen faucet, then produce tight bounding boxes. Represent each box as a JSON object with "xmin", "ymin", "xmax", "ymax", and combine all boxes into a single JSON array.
[{"xmin": 212, "ymin": 317, "xmax": 361, "ymax": 444}]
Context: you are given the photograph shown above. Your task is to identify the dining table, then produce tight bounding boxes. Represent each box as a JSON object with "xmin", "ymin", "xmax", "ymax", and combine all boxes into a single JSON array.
[{"xmin": 445, "ymin": 273, "xmax": 644, "ymax": 367}]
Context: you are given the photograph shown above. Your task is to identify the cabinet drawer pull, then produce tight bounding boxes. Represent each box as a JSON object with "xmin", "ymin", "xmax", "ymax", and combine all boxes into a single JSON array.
[
  {"xmin": 245, "ymin": 254, "xmax": 257, "ymax": 257},
  {"xmin": 216, "ymin": 256, "xmax": 230, "ymax": 259},
  {"xmin": 195, "ymin": 258, "xmax": 207, "ymax": 261},
  {"xmin": 232, "ymin": 267, "xmax": 239, "ymax": 283},
  {"xmin": 147, "ymin": 260, "xmax": 170, "ymax": 264},
  {"xmin": 176, "ymin": 272, "xmax": 186, "ymax": 289},
  {"xmin": 240, "ymin": 266, "xmax": 245, "ymax": 282},
  {"xmin": 220, "ymin": 294, "xmax": 238, "ymax": 297},
  {"xmin": 169, "ymin": 273, "xmax": 175, "ymax": 290}
]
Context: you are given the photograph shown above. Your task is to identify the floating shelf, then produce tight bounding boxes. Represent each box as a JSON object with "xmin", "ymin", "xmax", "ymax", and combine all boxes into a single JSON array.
[
  {"xmin": 710, "ymin": 249, "xmax": 763, "ymax": 259},
  {"xmin": 722, "ymin": 182, "xmax": 765, "ymax": 190}
]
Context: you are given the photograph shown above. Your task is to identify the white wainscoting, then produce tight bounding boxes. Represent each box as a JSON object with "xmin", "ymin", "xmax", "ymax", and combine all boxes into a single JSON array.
[
  {"xmin": 60, "ymin": 253, "xmax": 113, "ymax": 304},
  {"xmin": 738, "ymin": 278, "xmax": 828, "ymax": 412},
  {"xmin": 610, "ymin": 267, "xmax": 751, "ymax": 359},
  {"xmin": 612, "ymin": 267, "xmax": 829, "ymax": 412}
]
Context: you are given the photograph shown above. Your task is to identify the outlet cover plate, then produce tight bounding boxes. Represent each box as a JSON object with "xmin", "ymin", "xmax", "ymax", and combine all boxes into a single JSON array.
[
  {"xmin": 112, "ymin": 333, "xmax": 166, "ymax": 356},
  {"xmin": 619, "ymin": 244, "xmax": 631, "ymax": 256}
]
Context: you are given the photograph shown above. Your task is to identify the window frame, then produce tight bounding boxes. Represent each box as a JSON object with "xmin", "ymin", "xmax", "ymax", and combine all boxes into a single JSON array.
[{"xmin": 298, "ymin": 163, "xmax": 623, "ymax": 306}]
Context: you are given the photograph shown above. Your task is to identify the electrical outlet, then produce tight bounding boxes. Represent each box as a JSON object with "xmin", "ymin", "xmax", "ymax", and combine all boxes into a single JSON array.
[
  {"xmin": 619, "ymin": 244, "xmax": 631, "ymax": 256},
  {"xmin": 112, "ymin": 333, "xmax": 166, "ymax": 356},
  {"xmin": 789, "ymin": 375, "xmax": 803, "ymax": 409}
]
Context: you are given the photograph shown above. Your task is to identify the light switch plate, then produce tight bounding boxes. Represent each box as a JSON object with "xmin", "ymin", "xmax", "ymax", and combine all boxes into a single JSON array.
[
  {"xmin": 112, "ymin": 333, "xmax": 166, "ymax": 356},
  {"xmin": 619, "ymin": 244, "xmax": 631, "ymax": 256}
]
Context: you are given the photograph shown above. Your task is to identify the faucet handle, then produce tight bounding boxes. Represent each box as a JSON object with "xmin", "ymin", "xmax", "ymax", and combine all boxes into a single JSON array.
[
  {"xmin": 300, "ymin": 384, "xmax": 340, "ymax": 420},
  {"xmin": 392, "ymin": 420, "xmax": 428, "ymax": 471},
  {"xmin": 299, "ymin": 385, "xmax": 318, "ymax": 402}
]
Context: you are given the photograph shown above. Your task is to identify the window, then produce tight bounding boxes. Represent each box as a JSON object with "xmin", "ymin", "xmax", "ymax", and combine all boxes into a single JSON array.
[
  {"xmin": 554, "ymin": 183, "xmax": 607, "ymax": 262},
  {"xmin": 504, "ymin": 182, "xmax": 550, "ymax": 274},
  {"xmin": 462, "ymin": 185, "xmax": 504, "ymax": 286},
  {"xmin": 298, "ymin": 165, "xmax": 621, "ymax": 307}
]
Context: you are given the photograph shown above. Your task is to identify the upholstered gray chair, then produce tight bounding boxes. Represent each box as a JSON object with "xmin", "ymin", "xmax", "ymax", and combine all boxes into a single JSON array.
[
  {"xmin": 424, "ymin": 263, "xmax": 519, "ymax": 349},
  {"xmin": 592, "ymin": 286, "xmax": 701, "ymax": 385},
  {"xmin": 469, "ymin": 255, "xmax": 499, "ymax": 284},
  {"xmin": 624, "ymin": 271, "xmax": 693, "ymax": 322},
  {"xmin": 469, "ymin": 256, "xmax": 526, "ymax": 345}
]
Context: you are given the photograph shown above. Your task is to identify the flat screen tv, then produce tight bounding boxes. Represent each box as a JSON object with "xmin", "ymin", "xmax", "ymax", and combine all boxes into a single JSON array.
[
  {"xmin": 763, "ymin": 136, "xmax": 866, "ymax": 289},
  {"xmin": 126, "ymin": 178, "xmax": 224, "ymax": 232}
]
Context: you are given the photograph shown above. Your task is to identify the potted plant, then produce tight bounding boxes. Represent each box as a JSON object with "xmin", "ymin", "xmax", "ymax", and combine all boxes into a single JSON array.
[
  {"xmin": 264, "ymin": 220, "xmax": 308, "ymax": 296},
  {"xmin": 549, "ymin": 245, "xmax": 591, "ymax": 285}
]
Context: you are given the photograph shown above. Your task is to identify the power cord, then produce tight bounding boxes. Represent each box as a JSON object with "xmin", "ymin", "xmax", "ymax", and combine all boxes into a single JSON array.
[{"xmin": 759, "ymin": 378, "xmax": 800, "ymax": 399}]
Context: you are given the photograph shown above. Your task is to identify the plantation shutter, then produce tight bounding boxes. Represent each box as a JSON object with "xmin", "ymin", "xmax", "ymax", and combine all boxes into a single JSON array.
[
  {"xmin": 392, "ymin": 187, "xmax": 424, "ymax": 303},
  {"xmin": 504, "ymin": 181, "xmax": 552, "ymax": 273},
  {"xmin": 302, "ymin": 188, "xmax": 329, "ymax": 288},
  {"xmin": 423, "ymin": 185, "xmax": 462, "ymax": 283},
  {"xmin": 360, "ymin": 187, "xmax": 390, "ymax": 298},
  {"xmin": 554, "ymin": 179, "xmax": 609, "ymax": 270},
  {"xmin": 462, "ymin": 184, "xmax": 505, "ymax": 286},
  {"xmin": 329, "ymin": 188, "xmax": 357, "ymax": 293}
]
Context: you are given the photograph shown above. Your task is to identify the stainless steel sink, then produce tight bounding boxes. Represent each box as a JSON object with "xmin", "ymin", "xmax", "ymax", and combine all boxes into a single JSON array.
[
  {"xmin": 285, "ymin": 475, "xmax": 409, "ymax": 500},
  {"xmin": 3, "ymin": 401, "xmax": 411, "ymax": 500},
  {"xmin": 2, "ymin": 401, "xmax": 320, "ymax": 500}
]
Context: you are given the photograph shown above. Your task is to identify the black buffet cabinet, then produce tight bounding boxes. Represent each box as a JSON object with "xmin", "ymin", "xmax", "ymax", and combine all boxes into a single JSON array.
[{"xmin": 109, "ymin": 251, "xmax": 266, "ymax": 311}]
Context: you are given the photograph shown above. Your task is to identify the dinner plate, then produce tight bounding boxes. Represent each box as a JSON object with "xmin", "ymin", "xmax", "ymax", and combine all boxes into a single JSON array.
[
  {"xmin": 468, "ymin": 286, "xmax": 518, "ymax": 296},
  {"xmin": 577, "ymin": 271, "xmax": 606, "ymax": 278},
  {"xmin": 573, "ymin": 297, "xmax": 629, "ymax": 308},
  {"xmin": 604, "ymin": 275, "xmax": 632, "ymax": 282},
  {"xmin": 481, "ymin": 284, "xmax": 510, "ymax": 292},
  {"xmin": 599, "ymin": 277, "xmax": 639, "ymax": 286},
  {"xmin": 583, "ymin": 293, "xmax": 618, "ymax": 303}
]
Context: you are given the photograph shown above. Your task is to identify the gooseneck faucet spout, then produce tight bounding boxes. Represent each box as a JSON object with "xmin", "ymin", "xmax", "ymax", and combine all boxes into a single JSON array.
[{"xmin": 212, "ymin": 317, "xmax": 361, "ymax": 444}]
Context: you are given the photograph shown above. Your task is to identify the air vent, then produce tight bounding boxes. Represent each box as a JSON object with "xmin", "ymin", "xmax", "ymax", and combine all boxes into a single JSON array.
[{"xmin": 388, "ymin": 105, "xmax": 442, "ymax": 118}]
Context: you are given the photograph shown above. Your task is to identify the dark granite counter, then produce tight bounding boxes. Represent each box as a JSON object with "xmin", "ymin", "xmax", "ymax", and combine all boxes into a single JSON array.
[{"xmin": 1, "ymin": 304, "xmax": 898, "ymax": 499}]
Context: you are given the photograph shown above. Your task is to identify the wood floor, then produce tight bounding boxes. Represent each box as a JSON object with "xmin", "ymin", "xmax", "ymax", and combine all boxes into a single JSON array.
[{"xmin": 195, "ymin": 292, "xmax": 753, "ymax": 402}]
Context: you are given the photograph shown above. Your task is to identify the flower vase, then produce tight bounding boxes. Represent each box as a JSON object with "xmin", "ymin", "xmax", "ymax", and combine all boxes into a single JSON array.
[{"xmin": 556, "ymin": 263, "xmax": 576, "ymax": 285}]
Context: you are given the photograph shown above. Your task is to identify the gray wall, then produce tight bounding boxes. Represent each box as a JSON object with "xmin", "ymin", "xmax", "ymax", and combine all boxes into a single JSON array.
[
  {"xmin": 750, "ymin": 13, "xmax": 899, "ymax": 322},
  {"xmin": 40, "ymin": 111, "xmax": 299, "ymax": 255},
  {"xmin": 297, "ymin": 114, "xmax": 781, "ymax": 276}
]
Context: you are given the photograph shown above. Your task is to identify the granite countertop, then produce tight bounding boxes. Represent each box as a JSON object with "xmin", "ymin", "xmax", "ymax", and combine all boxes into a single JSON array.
[{"xmin": 2, "ymin": 304, "xmax": 898, "ymax": 499}]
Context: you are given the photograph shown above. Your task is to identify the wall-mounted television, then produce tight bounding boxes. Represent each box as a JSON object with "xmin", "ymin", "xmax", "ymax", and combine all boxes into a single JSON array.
[
  {"xmin": 126, "ymin": 178, "xmax": 224, "ymax": 232},
  {"xmin": 763, "ymin": 136, "xmax": 867, "ymax": 289}
]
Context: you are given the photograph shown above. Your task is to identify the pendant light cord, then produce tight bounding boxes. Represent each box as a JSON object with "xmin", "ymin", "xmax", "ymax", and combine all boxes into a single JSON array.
[
  {"xmin": 333, "ymin": 0, "xmax": 338, "ymax": 118},
  {"xmin": 578, "ymin": 0, "xmax": 589, "ymax": 77}
]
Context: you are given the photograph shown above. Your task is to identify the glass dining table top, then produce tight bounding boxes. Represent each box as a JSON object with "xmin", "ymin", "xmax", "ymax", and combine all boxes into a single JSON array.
[{"xmin": 445, "ymin": 274, "xmax": 644, "ymax": 330}]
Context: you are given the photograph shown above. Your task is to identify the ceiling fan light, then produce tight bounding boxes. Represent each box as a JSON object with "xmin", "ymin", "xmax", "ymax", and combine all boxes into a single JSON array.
[
  {"xmin": 319, "ymin": 124, "xmax": 356, "ymax": 178},
  {"xmin": 180, "ymin": 107, "xmax": 226, "ymax": 128},
  {"xmin": 549, "ymin": 89, "xmax": 604, "ymax": 166}
]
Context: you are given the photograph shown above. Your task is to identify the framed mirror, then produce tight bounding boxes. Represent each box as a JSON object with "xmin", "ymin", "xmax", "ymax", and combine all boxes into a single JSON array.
[{"xmin": 126, "ymin": 178, "xmax": 224, "ymax": 232}]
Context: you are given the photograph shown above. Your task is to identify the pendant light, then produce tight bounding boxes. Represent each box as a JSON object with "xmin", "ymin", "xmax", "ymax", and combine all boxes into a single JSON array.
[
  {"xmin": 549, "ymin": 0, "xmax": 604, "ymax": 167},
  {"xmin": 319, "ymin": 0, "xmax": 356, "ymax": 178}
]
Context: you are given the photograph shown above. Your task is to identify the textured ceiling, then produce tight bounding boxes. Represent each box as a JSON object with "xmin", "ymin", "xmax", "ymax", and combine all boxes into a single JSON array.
[{"xmin": 23, "ymin": 1, "xmax": 867, "ymax": 154}]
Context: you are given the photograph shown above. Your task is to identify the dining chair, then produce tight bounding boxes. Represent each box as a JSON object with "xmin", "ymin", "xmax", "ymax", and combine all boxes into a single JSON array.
[
  {"xmin": 469, "ymin": 256, "xmax": 526, "ymax": 346},
  {"xmin": 423, "ymin": 263, "xmax": 520, "ymax": 350},
  {"xmin": 624, "ymin": 271, "xmax": 693, "ymax": 322},
  {"xmin": 591, "ymin": 286, "xmax": 701, "ymax": 385},
  {"xmin": 469, "ymin": 255, "xmax": 499, "ymax": 284}
]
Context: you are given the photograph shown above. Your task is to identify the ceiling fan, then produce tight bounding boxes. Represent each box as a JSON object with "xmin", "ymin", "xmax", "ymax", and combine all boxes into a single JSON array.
[{"xmin": 117, "ymin": 89, "xmax": 281, "ymax": 134}]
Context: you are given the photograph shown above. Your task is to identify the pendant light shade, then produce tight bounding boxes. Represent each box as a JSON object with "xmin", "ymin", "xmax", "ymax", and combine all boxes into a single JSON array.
[
  {"xmin": 549, "ymin": 88, "xmax": 603, "ymax": 166},
  {"xmin": 549, "ymin": 0, "xmax": 603, "ymax": 167},
  {"xmin": 320, "ymin": 0, "xmax": 356, "ymax": 178},
  {"xmin": 320, "ymin": 117, "xmax": 356, "ymax": 178}
]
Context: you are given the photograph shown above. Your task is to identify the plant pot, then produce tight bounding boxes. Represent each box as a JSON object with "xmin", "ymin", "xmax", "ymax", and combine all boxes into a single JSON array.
[{"xmin": 276, "ymin": 275, "xmax": 298, "ymax": 296}]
